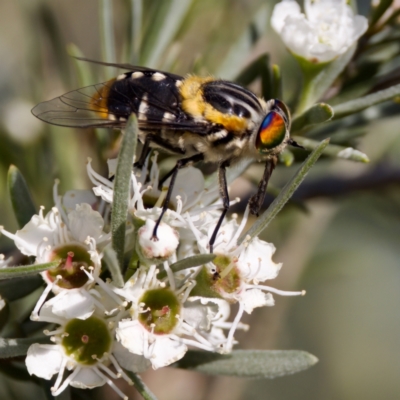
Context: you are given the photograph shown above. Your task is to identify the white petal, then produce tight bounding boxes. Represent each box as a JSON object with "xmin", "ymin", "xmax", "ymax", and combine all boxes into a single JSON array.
[
  {"xmin": 63, "ymin": 191, "xmax": 98, "ymax": 213},
  {"xmin": 26, "ymin": 344, "xmax": 63, "ymax": 379},
  {"xmin": 241, "ymin": 289, "xmax": 274, "ymax": 314},
  {"xmin": 170, "ymin": 167, "xmax": 205, "ymax": 211},
  {"xmin": 137, "ymin": 219, "xmax": 179, "ymax": 260},
  {"xmin": 150, "ymin": 336, "xmax": 187, "ymax": 369},
  {"xmin": 68, "ymin": 203, "xmax": 104, "ymax": 242},
  {"xmin": 271, "ymin": 0, "xmax": 302, "ymax": 33},
  {"xmin": 70, "ymin": 368, "xmax": 105, "ymax": 389},
  {"xmin": 113, "ymin": 341, "xmax": 151, "ymax": 373},
  {"xmin": 237, "ymin": 238, "xmax": 281, "ymax": 282},
  {"xmin": 15, "ymin": 213, "xmax": 56, "ymax": 256},
  {"xmin": 116, "ymin": 320, "xmax": 146, "ymax": 355},
  {"xmin": 51, "ymin": 289, "xmax": 95, "ymax": 320}
]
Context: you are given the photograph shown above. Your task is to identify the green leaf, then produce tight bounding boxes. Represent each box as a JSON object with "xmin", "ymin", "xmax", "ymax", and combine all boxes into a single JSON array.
[
  {"xmin": 0, "ymin": 262, "xmax": 59, "ymax": 280},
  {"xmin": 158, "ymin": 254, "xmax": 216, "ymax": 280},
  {"xmin": 291, "ymin": 103, "xmax": 334, "ymax": 132},
  {"xmin": 0, "ymin": 337, "xmax": 51, "ymax": 358},
  {"xmin": 99, "ymin": 0, "xmax": 116, "ymax": 78},
  {"xmin": 293, "ymin": 136, "xmax": 369, "ymax": 163},
  {"xmin": 235, "ymin": 53, "xmax": 273, "ymax": 100},
  {"xmin": 7, "ymin": 165, "xmax": 37, "ymax": 229},
  {"xmin": 175, "ymin": 349, "xmax": 318, "ymax": 378},
  {"xmin": 368, "ymin": 0, "xmax": 393, "ymax": 28},
  {"xmin": 279, "ymin": 148, "xmax": 295, "ymax": 167},
  {"xmin": 272, "ymin": 64, "xmax": 282, "ymax": 99},
  {"xmin": 141, "ymin": 0, "xmax": 193, "ymax": 68},
  {"xmin": 124, "ymin": 370, "xmax": 158, "ymax": 400},
  {"xmin": 102, "ymin": 245, "xmax": 124, "ymax": 288},
  {"xmin": 333, "ymin": 83, "xmax": 400, "ymax": 119},
  {"xmin": 238, "ymin": 139, "xmax": 329, "ymax": 243},
  {"xmin": 0, "ymin": 301, "xmax": 9, "ymax": 331},
  {"xmin": 296, "ymin": 46, "xmax": 356, "ymax": 114},
  {"xmin": 67, "ymin": 43, "xmax": 92, "ymax": 87},
  {"xmin": 129, "ymin": 0, "xmax": 143, "ymax": 64},
  {"xmin": 111, "ymin": 115, "xmax": 138, "ymax": 277},
  {"xmin": 0, "ymin": 275, "xmax": 43, "ymax": 301}
]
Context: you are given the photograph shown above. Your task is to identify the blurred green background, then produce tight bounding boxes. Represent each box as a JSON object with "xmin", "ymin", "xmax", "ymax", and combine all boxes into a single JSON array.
[{"xmin": 1, "ymin": 0, "xmax": 400, "ymax": 399}]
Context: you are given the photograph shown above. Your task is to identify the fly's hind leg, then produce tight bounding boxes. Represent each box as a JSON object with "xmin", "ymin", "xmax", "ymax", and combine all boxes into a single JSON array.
[{"xmin": 152, "ymin": 153, "xmax": 204, "ymax": 241}]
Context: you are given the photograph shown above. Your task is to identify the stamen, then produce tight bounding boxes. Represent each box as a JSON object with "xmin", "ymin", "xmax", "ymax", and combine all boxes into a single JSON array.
[
  {"xmin": 52, "ymin": 365, "xmax": 81, "ymax": 396},
  {"xmin": 163, "ymin": 261, "xmax": 176, "ymax": 291},
  {"xmin": 93, "ymin": 368, "xmax": 129, "ymax": 400},
  {"xmin": 86, "ymin": 158, "xmax": 114, "ymax": 188},
  {"xmin": 51, "ymin": 357, "xmax": 69, "ymax": 393},
  {"xmin": 224, "ymin": 301, "xmax": 245, "ymax": 353},
  {"xmin": 250, "ymin": 285, "xmax": 305, "ymax": 296}
]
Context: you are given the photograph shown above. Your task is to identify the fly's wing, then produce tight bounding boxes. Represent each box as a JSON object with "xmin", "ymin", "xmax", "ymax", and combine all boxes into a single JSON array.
[
  {"xmin": 32, "ymin": 81, "xmax": 124, "ymax": 128},
  {"xmin": 32, "ymin": 67, "xmax": 211, "ymax": 134}
]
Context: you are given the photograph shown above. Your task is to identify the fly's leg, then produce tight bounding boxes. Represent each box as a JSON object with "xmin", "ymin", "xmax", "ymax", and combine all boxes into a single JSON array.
[
  {"xmin": 152, "ymin": 153, "xmax": 204, "ymax": 240},
  {"xmin": 209, "ymin": 161, "xmax": 230, "ymax": 253},
  {"xmin": 248, "ymin": 156, "xmax": 278, "ymax": 216}
]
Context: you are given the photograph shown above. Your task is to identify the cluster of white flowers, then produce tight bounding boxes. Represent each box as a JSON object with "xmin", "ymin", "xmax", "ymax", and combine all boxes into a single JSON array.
[
  {"xmin": 0, "ymin": 153, "xmax": 304, "ymax": 399},
  {"xmin": 271, "ymin": 0, "xmax": 368, "ymax": 64}
]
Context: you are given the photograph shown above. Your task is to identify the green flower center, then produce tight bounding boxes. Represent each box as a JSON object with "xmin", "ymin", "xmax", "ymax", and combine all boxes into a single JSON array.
[
  {"xmin": 62, "ymin": 316, "xmax": 112, "ymax": 365},
  {"xmin": 47, "ymin": 244, "xmax": 93, "ymax": 289},
  {"xmin": 138, "ymin": 288, "xmax": 181, "ymax": 334},
  {"xmin": 212, "ymin": 255, "xmax": 241, "ymax": 294}
]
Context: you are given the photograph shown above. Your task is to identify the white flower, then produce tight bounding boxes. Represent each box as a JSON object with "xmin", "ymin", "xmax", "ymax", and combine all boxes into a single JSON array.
[
  {"xmin": 0, "ymin": 183, "xmax": 110, "ymax": 292},
  {"xmin": 185, "ymin": 207, "xmax": 304, "ymax": 352},
  {"xmin": 26, "ymin": 274, "xmax": 150, "ymax": 399},
  {"xmin": 271, "ymin": 0, "xmax": 368, "ymax": 63},
  {"xmin": 114, "ymin": 264, "xmax": 224, "ymax": 369}
]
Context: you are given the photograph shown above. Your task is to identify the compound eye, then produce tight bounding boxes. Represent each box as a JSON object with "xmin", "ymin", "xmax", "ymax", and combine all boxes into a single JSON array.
[{"xmin": 256, "ymin": 111, "xmax": 287, "ymax": 153}]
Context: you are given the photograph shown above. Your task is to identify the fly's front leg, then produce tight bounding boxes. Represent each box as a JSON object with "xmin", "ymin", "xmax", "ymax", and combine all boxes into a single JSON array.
[
  {"xmin": 209, "ymin": 161, "xmax": 230, "ymax": 253},
  {"xmin": 249, "ymin": 156, "xmax": 278, "ymax": 216},
  {"xmin": 152, "ymin": 153, "xmax": 204, "ymax": 241}
]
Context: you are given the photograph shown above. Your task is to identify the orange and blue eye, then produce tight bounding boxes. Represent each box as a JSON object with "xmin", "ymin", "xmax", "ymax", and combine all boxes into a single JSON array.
[{"xmin": 255, "ymin": 111, "xmax": 287, "ymax": 153}]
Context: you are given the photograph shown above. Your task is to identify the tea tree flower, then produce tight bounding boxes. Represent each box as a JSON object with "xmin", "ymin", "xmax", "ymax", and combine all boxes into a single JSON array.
[
  {"xmin": 114, "ymin": 264, "xmax": 226, "ymax": 369},
  {"xmin": 271, "ymin": 0, "xmax": 368, "ymax": 63},
  {"xmin": 0, "ymin": 184, "xmax": 110, "ymax": 292},
  {"xmin": 26, "ymin": 274, "xmax": 149, "ymax": 399},
  {"xmin": 186, "ymin": 208, "xmax": 304, "ymax": 352}
]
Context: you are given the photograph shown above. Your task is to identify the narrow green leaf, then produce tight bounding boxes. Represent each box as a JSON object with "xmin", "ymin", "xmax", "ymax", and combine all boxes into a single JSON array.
[
  {"xmin": 142, "ymin": 0, "xmax": 193, "ymax": 68},
  {"xmin": 124, "ymin": 370, "xmax": 158, "ymax": 400},
  {"xmin": 67, "ymin": 43, "xmax": 92, "ymax": 87},
  {"xmin": 99, "ymin": 0, "xmax": 116, "ymax": 78},
  {"xmin": 333, "ymin": 83, "xmax": 400, "ymax": 119},
  {"xmin": 216, "ymin": 3, "xmax": 269, "ymax": 79},
  {"xmin": 235, "ymin": 54, "xmax": 272, "ymax": 100},
  {"xmin": 175, "ymin": 350, "xmax": 318, "ymax": 378},
  {"xmin": 158, "ymin": 254, "xmax": 216, "ymax": 280},
  {"xmin": 368, "ymin": 0, "xmax": 393, "ymax": 28},
  {"xmin": 129, "ymin": 0, "xmax": 143, "ymax": 64},
  {"xmin": 272, "ymin": 64, "xmax": 282, "ymax": 99},
  {"xmin": 0, "ymin": 262, "xmax": 59, "ymax": 280},
  {"xmin": 0, "ymin": 275, "xmax": 43, "ymax": 301},
  {"xmin": 291, "ymin": 103, "xmax": 334, "ymax": 132},
  {"xmin": 238, "ymin": 139, "xmax": 329, "ymax": 243},
  {"xmin": 102, "ymin": 245, "xmax": 124, "ymax": 288},
  {"xmin": 0, "ymin": 301, "xmax": 9, "ymax": 331},
  {"xmin": 7, "ymin": 165, "xmax": 37, "ymax": 229},
  {"xmin": 170, "ymin": 254, "xmax": 216, "ymax": 273},
  {"xmin": 0, "ymin": 337, "xmax": 51, "ymax": 358},
  {"xmin": 296, "ymin": 46, "xmax": 356, "ymax": 114},
  {"xmin": 293, "ymin": 136, "xmax": 369, "ymax": 163},
  {"xmin": 111, "ymin": 116, "xmax": 138, "ymax": 276},
  {"xmin": 279, "ymin": 148, "xmax": 295, "ymax": 167}
]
